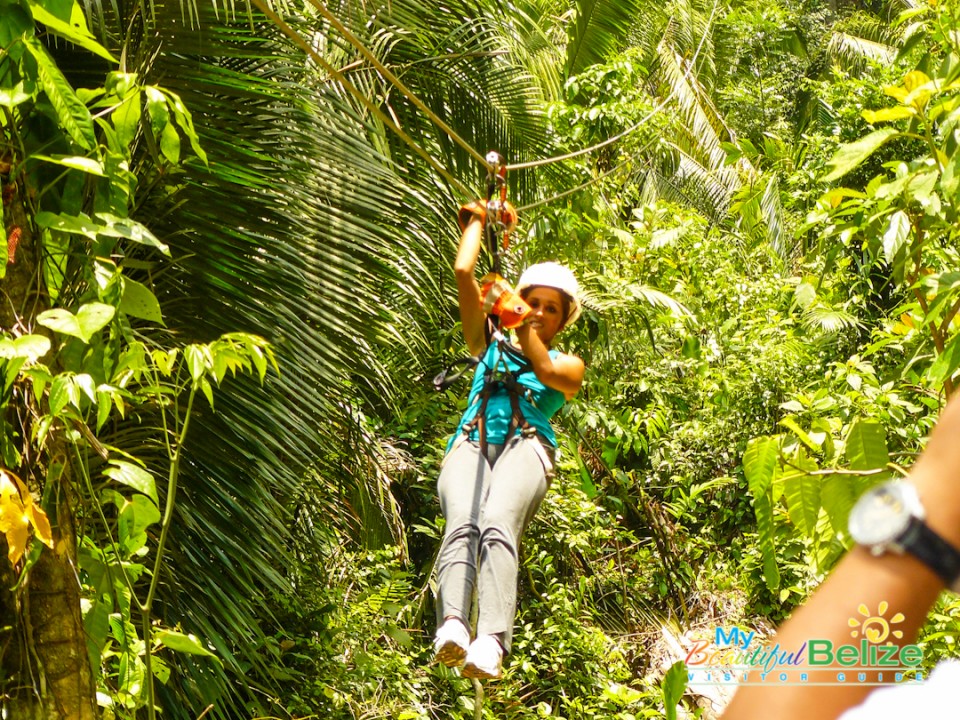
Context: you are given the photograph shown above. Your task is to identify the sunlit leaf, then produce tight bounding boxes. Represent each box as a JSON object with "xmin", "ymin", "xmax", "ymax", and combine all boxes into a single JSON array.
[
  {"xmin": 882, "ymin": 210, "xmax": 911, "ymax": 264},
  {"xmin": 103, "ymin": 460, "xmax": 158, "ymax": 505},
  {"xmin": 823, "ymin": 127, "xmax": 899, "ymax": 182},
  {"xmin": 862, "ymin": 106, "xmax": 915, "ymax": 123},
  {"xmin": 120, "ymin": 278, "xmax": 165, "ymax": 324},
  {"xmin": 155, "ymin": 630, "xmax": 221, "ymax": 661}
]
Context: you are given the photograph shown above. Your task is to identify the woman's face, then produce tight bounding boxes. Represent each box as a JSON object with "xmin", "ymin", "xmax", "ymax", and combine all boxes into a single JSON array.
[{"xmin": 524, "ymin": 287, "xmax": 566, "ymax": 344}]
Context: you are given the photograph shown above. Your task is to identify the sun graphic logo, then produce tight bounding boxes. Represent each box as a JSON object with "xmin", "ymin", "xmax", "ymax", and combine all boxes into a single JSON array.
[{"xmin": 848, "ymin": 601, "xmax": 905, "ymax": 643}]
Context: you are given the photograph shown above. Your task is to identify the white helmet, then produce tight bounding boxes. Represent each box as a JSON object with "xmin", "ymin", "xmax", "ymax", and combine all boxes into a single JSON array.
[{"xmin": 516, "ymin": 262, "xmax": 582, "ymax": 328}]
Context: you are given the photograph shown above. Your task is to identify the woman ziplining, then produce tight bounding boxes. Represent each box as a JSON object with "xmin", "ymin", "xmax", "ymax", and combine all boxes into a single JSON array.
[{"xmin": 431, "ymin": 176, "xmax": 585, "ymax": 680}]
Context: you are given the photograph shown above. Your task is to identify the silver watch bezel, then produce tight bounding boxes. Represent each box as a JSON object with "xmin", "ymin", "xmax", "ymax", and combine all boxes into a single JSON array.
[{"xmin": 848, "ymin": 480, "xmax": 924, "ymax": 552}]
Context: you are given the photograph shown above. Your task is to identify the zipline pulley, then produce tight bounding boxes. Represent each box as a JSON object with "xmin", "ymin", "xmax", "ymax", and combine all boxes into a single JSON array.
[{"xmin": 483, "ymin": 150, "xmax": 509, "ymax": 275}]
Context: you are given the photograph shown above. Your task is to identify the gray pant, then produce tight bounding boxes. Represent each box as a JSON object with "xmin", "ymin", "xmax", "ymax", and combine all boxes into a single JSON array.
[{"xmin": 435, "ymin": 435, "xmax": 554, "ymax": 654}]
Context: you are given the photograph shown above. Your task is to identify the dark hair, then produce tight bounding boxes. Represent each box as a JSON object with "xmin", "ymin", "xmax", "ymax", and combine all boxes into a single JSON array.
[{"xmin": 520, "ymin": 285, "xmax": 572, "ymax": 326}]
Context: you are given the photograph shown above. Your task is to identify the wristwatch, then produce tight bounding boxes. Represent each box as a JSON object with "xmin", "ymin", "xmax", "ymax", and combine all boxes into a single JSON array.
[{"xmin": 848, "ymin": 480, "xmax": 960, "ymax": 591}]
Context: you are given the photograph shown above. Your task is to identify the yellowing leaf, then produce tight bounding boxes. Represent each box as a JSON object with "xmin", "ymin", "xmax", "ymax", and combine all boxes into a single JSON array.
[
  {"xmin": 903, "ymin": 70, "xmax": 931, "ymax": 93},
  {"xmin": 4, "ymin": 516, "xmax": 28, "ymax": 565},
  {"xmin": 26, "ymin": 504, "xmax": 54, "ymax": 549},
  {"xmin": 862, "ymin": 106, "xmax": 916, "ymax": 123},
  {"xmin": 0, "ymin": 470, "xmax": 54, "ymax": 564},
  {"xmin": 884, "ymin": 84, "xmax": 909, "ymax": 103}
]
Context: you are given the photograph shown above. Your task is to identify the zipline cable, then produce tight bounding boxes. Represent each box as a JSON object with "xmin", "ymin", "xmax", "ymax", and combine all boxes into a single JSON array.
[
  {"xmin": 505, "ymin": 0, "xmax": 720, "ymax": 172},
  {"xmin": 256, "ymin": 0, "xmax": 719, "ymax": 209},
  {"xmin": 305, "ymin": 0, "xmax": 720, "ymax": 182},
  {"xmin": 249, "ymin": 0, "xmax": 473, "ymax": 197},
  {"xmin": 516, "ymin": 159, "xmax": 630, "ymax": 213},
  {"xmin": 308, "ymin": 0, "xmax": 493, "ymax": 171}
]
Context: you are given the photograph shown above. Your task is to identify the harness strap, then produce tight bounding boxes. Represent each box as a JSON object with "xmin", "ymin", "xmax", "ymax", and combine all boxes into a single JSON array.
[{"xmin": 459, "ymin": 340, "xmax": 537, "ymax": 452}]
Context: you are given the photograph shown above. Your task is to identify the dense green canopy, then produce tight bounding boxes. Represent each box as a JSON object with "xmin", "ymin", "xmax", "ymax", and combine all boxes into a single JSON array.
[{"xmin": 3, "ymin": 0, "xmax": 960, "ymax": 717}]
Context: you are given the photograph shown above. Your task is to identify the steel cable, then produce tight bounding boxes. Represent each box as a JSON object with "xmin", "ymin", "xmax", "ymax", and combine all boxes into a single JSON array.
[{"xmin": 249, "ymin": 0, "xmax": 473, "ymax": 197}]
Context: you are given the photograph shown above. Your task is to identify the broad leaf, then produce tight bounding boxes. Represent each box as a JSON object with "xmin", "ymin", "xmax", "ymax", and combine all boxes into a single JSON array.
[
  {"xmin": 822, "ymin": 475, "xmax": 859, "ymax": 536},
  {"xmin": 862, "ymin": 106, "xmax": 915, "ymax": 123},
  {"xmin": 23, "ymin": 36, "xmax": 96, "ymax": 150},
  {"xmin": 102, "ymin": 460, "xmax": 158, "ymax": 505},
  {"xmin": 0, "ymin": 82, "xmax": 32, "ymax": 109},
  {"xmin": 118, "ymin": 494, "xmax": 161, "ymax": 557},
  {"xmin": 31, "ymin": 154, "xmax": 105, "ymax": 176},
  {"xmin": 76, "ymin": 303, "xmax": 116, "ymax": 340},
  {"xmin": 36, "ymin": 211, "xmax": 100, "ymax": 239},
  {"xmin": 783, "ymin": 451, "xmax": 821, "ymax": 537},
  {"xmin": 120, "ymin": 278, "xmax": 165, "ymax": 324},
  {"xmin": 112, "ymin": 91, "xmax": 142, "ymax": 149},
  {"xmin": 845, "ymin": 420, "xmax": 889, "ymax": 471},
  {"xmin": 96, "ymin": 214, "xmax": 170, "ymax": 254},
  {"xmin": 882, "ymin": 210, "xmax": 911, "ymax": 264},
  {"xmin": 929, "ymin": 332, "xmax": 960, "ymax": 387},
  {"xmin": 823, "ymin": 127, "xmax": 899, "ymax": 182},
  {"xmin": 744, "ymin": 436, "xmax": 781, "ymax": 591},
  {"xmin": 662, "ymin": 660, "xmax": 687, "ymax": 720},
  {"xmin": 155, "ymin": 630, "xmax": 220, "ymax": 661},
  {"xmin": 28, "ymin": 1, "xmax": 118, "ymax": 63}
]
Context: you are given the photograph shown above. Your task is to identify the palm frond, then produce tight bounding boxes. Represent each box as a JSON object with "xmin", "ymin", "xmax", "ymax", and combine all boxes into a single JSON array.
[
  {"xmin": 565, "ymin": 0, "xmax": 646, "ymax": 77},
  {"xmin": 802, "ymin": 304, "xmax": 862, "ymax": 334}
]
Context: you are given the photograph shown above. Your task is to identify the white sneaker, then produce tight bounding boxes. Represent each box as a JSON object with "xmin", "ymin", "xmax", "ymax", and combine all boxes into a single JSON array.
[
  {"xmin": 433, "ymin": 617, "xmax": 470, "ymax": 667},
  {"xmin": 462, "ymin": 635, "xmax": 503, "ymax": 679}
]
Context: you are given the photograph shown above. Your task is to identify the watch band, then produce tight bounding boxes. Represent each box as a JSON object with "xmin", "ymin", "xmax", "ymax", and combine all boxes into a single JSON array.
[{"xmin": 902, "ymin": 517, "xmax": 960, "ymax": 588}]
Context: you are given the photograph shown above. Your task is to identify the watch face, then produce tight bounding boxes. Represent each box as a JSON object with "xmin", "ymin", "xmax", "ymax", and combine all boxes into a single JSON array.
[{"xmin": 849, "ymin": 483, "xmax": 915, "ymax": 546}]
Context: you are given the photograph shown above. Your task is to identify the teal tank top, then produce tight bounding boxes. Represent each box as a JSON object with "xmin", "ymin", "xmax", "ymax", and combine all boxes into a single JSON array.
[{"xmin": 446, "ymin": 342, "xmax": 566, "ymax": 453}]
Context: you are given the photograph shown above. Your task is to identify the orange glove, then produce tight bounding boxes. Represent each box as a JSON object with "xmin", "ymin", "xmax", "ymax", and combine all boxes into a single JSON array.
[
  {"xmin": 458, "ymin": 200, "xmax": 518, "ymax": 233},
  {"xmin": 479, "ymin": 273, "xmax": 532, "ymax": 329}
]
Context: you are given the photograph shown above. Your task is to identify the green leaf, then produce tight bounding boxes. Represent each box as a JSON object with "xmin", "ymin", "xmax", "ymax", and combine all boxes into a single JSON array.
[
  {"xmin": 161, "ymin": 88, "xmax": 208, "ymax": 165},
  {"xmin": 160, "ymin": 121, "xmax": 180, "ymax": 164},
  {"xmin": 565, "ymin": 0, "xmax": 645, "ymax": 76},
  {"xmin": 0, "ymin": 334, "xmax": 51, "ymax": 362},
  {"xmin": 112, "ymin": 90, "xmax": 142, "ymax": 149},
  {"xmin": 23, "ymin": 36, "xmax": 96, "ymax": 150},
  {"xmin": 662, "ymin": 660, "xmax": 687, "ymax": 720},
  {"xmin": 822, "ymin": 475, "xmax": 858, "ymax": 536},
  {"xmin": 118, "ymin": 494, "xmax": 161, "ymax": 557},
  {"xmin": 744, "ymin": 436, "xmax": 781, "ymax": 591},
  {"xmin": 95, "ymin": 214, "xmax": 170, "ymax": 254},
  {"xmin": 929, "ymin": 332, "xmax": 960, "ymax": 387},
  {"xmin": 783, "ymin": 452, "xmax": 821, "ymax": 537},
  {"xmin": 155, "ymin": 630, "xmax": 220, "ymax": 661},
  {"xmin": 95, "ymin": 388, "xmax": 112, "ymax": 431},
  {"xmin": 28, "ymin": 1, "xmax": 118, "ymax": 63},
  {"xmin": 0, "ymin": 2, "xmax": 34, "ymax": 55},
  {"xmin": 779, "ymin": 416, "xmax": 820, "ymax": 451},
  {"xmin": 82, "ymin": 593, "xmax": 112, "ymax": 671},
  {"xmin": 794, "ymin": 282, "xmax": 817, "ymax": 310},
  {"xmin": 103, "ymin": 459, "xmax": 158, "ymax": 505},
  {"xmin": 76, "ymin": 303, "xmax": 116, "ymax": 340},
  {"xmin": 37, "ymin": 308, "xmax": 83, "ymax": 340},
  {"xmin": 31, "ymin": 154, "xmax": 105, "ymax": 176},
  {"xmin": 882, "ymin": 210, "xmax": 911, "ymax": 264},
  {"xmin": 845, "ymin": 420, "xmax": 889, "ymax": 471},
  {"xmin": 823, "ymin": 127, "xmax": 899, "ymax": 182},
  {"xmin": 119, "ymin": 278, "xmax": 165, "ymax": 324},
  {"xmin": 0, "ymin": 81, "xmax": 32, "ymax": 109},
  {"xmin": 145, "ymin": 86, "xmax": 169, "ymax": 135},
  {"xmin": 184, "ymin": 345, "xmax": 209, "ymax": 384},
  {"xmin": 48, "ymin": 374, "xmax": 71, "ymax": 415},
  {"xmin": 36, "ymin": 211, "xmax": 100, "ymax": 239}
]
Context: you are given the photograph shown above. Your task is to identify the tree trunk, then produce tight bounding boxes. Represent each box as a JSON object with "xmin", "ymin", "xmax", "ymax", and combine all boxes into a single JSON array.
[{"xmin": 1, "ymin": 171, "xmax": 97, "ymax": 719}]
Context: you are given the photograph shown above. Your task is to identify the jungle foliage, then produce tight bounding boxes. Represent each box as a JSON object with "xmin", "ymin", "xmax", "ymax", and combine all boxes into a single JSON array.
[{"xmin": 3, "ymin": 0, "xmax": 960, "ymax": 718}]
